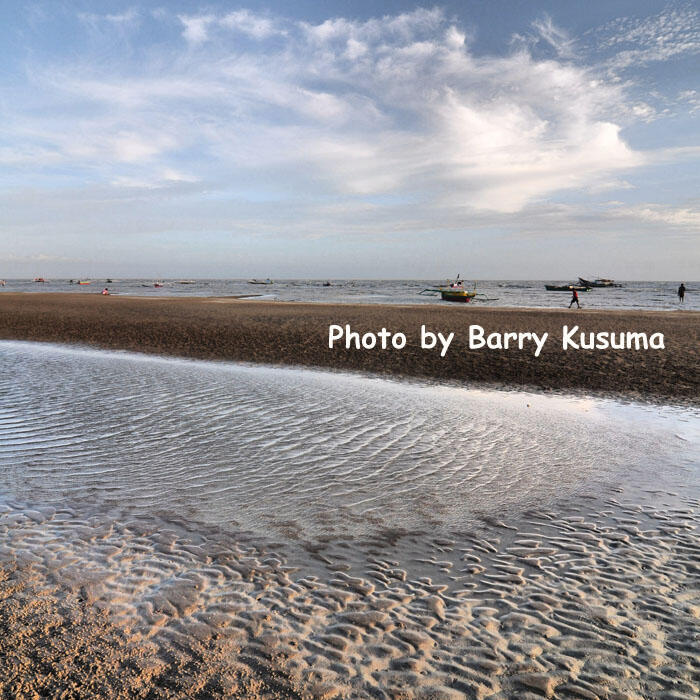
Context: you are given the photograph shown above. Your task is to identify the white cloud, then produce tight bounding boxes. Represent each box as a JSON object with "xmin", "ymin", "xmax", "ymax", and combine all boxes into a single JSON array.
[
  {"xmin": 532, "ymin": 14, "xmax": 575, "ymax": 57},
  {"xmin": 678, "ymin": 89, "xmax": 700, "ymax": 114},
  {"xmin": 0, "ymin": 6, "xmax": 687, "ymax": 217},
  {"xmin": 105, "ymin": 10, "xmax": 139, "ymax": 24},
  {"xmin": 300, "ymin": 8, "xmax": 445, "ymax": 45},
  {"xmin": 609, "ymin": 203, "xmax": 700, "ymax": 229},
  {"xmin": 178, "ymin": 10, "xmax": 286, "ymax": 44},
  {"xmin": 178, "ymin": 14, "xmax": 215, "ymax": 44},
  {"xmin": 77, "ymin": 8, "xmax": 140, "ymax": 37},
  {"xmin": 220, "ymin": 10, "xmax": 285, "ymax": 39},
  {"xmin": 594, "ymin": 6, "xmax": 700, "ymax": 72},
  {"xmin": 111, "ymin": 168, "xmax": 199, "ymax": 189},
  {"xmin": 630, "ymin": 101, "xmax": 658, "ymax": 121}
]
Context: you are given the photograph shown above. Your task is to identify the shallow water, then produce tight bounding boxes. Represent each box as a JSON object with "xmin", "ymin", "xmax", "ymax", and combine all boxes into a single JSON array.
[
  {"xmin": 1, "ymin": 341, "xmax": 697, "ymax": 539},
  {"xmin": 2, "ymin": 341, "xmax": 700, "ymax": 698},
  {"xmin": 3, "ymin": 278, "xmax": 699, "ymax": 311}
]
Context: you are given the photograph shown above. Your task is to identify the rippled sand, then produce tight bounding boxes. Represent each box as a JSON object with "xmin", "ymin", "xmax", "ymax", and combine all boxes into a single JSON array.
[
  {"xmin": 3, "ymin": 494, "xmax": 700, "ymax": 699},
  {"xmin": 1, "ymin": 342, "xmax": 699, "ymax": 698}
]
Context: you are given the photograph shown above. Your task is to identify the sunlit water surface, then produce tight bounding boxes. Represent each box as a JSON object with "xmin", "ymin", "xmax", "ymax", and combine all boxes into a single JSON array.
[{"xmin": 1, "ymin": 341, "xmax": 698, "ymax": 537}]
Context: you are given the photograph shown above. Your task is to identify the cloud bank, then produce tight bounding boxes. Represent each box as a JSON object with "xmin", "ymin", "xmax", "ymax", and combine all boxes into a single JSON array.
[
  {"xmin": 5, "ymin": 7, "xmax": 648, "ymax": 212},
  {"xmin": 0, "ymin": 4, "xmax": 697, "ymax": 277}
]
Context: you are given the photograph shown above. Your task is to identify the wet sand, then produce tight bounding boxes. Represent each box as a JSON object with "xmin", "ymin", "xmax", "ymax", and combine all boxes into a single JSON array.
[
  {"xmin": 0, "ymin": 292, "xmax": 697, "ymax": 402},
  {"xmin": 2, "ymin": 492, "xmax": 700, "ymax": 699},
  {"xmin": 1, "ymin": 298, "xmax": 699, "ymax": 698}
]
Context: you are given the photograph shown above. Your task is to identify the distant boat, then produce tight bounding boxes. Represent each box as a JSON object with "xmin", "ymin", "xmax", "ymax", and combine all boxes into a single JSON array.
[
  {"xmin": 578, "ymin": 277, "xmax": 622, "ymax": 288},
  {"xmin": 33, "ymin": 277, "xmax": 46, "ymax": 283},
  {"xmin": 424, "ymin": 275, "xmax": 478, "ymax": 303},
  {"xmin": 248, "ymin": 278, "xmax": 273, "ymax": 285},
  {"xmin": 322, "ymin": 281, "xmax": 332, "ymax": 287},
  {"xmin": 545, "ymin": 284, "xmax": 590, "ymax": 291},
  {"xmin": 440, "ymin": 287, "xmax": 477, "ymax": 303},
  {"xmin": 177, "ymin": 280, "xmax": 196, "ymax": 284},
  {"xmin": 154, "ymin": 282, "xmax": 164, "ymax": 288},
  {"xmin": 78, "ymin": 280, "xmax": 91, "ymax": 285}
]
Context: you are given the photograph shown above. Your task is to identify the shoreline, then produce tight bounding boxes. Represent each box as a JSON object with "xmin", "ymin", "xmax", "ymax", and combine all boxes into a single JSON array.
[{"xmin": 0, "ymin": 292, "xmax": 697, "ymax": 403}]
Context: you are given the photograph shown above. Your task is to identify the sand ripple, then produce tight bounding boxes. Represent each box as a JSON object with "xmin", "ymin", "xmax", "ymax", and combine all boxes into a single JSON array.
[
  {"xmin": 0, "ymin": 341, "xmax": 695, "ymax": 537},
  {"xmin": 2, "ymin": 494, "xmax": 700, "ymax": 698},
  {"xmin": 1, "ymin": 342, "xmax": 699, "ymax": 697}
]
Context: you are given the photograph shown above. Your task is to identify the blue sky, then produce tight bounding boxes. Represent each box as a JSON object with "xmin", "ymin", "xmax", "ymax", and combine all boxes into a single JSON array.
[{"xmin": 0, "ymin": 1, "xmax": 698, "ymax": 279}]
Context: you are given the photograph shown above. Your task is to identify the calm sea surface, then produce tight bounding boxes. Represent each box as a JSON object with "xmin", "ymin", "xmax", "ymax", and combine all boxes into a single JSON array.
[{"xmin": 2, "ymin": 278, "xmax": 698, "ymax": 311}]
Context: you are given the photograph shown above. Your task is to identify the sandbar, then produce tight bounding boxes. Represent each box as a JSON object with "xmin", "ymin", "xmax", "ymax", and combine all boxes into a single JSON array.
[{"xmin": 0, "ymin": 292, "xmax": 697, "ymax": 402}]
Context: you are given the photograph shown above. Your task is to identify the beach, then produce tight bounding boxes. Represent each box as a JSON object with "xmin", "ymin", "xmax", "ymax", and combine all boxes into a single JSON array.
[
  {"xmin": 1, "ymin": 298, "xmax": 699, "ymax": 699},
  {"xmin": 4, "ymin": 0, "xmax": 699, "ymax": 696},
  {"xmin": 3, "ymin": 487, "xmax": 700, "ymax": 699},
  {"xmin": 0, "ymin": 293, "xmax": 697, "ymax": 402}
]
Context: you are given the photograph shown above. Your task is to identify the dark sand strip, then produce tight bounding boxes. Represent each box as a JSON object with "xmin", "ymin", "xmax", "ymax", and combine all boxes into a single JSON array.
[{"xmin": 0, "ymin": 293, "xmax": 697, "ymax": 402}]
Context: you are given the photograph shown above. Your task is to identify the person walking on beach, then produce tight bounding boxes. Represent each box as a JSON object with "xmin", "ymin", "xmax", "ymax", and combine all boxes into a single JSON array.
[
  {"xmin": 569, "ymin": 288, "xmax": 580, "ymax": 309},
  {"xmin": 678, "ymin": 283, "xmax": 686, "ymax": 303}
]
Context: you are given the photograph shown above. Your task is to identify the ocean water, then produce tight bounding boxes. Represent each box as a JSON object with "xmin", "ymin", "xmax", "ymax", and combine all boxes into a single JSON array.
[
  {"xmin": 1, "ymin": 341, "xmax": 697, "ymax": 539},
  {"xmin": 2, "ymin": 278, "xmax": 698, "ymax": 311}
]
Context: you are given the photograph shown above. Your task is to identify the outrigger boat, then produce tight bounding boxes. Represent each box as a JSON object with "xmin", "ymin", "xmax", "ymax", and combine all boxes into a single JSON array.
[
  {"xmin": 248, "ymin": 278, "xmax": 273, "ymax": 285},
  {"xmin": 422, "ymin": 275, "xmax": 478, "ymax": 303},
  {"xmin": 578, "ymin": 277, "xmax": 622, "ymax": 288},
  {"xmin": 545, "ymin": 284, "xmax": 590, "ymax": 291},
  {"xmin": 440, "ymin": 286, "xmax": 477, "ymax": 303}
]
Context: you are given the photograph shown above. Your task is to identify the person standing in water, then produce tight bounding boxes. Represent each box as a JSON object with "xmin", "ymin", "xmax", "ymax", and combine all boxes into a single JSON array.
[
  {"xmin": 569, "ymin": 288, "xmax": 580, "ymax": 309},
  {"xmin": 678, "ymin": 283, "xmax": 686, "ymax": 303}
]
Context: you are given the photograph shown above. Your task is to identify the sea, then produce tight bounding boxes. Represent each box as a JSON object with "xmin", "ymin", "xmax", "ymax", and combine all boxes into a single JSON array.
[{"xmin": 3, "ymin": 278, "xmax": 698, "ymax": 311}]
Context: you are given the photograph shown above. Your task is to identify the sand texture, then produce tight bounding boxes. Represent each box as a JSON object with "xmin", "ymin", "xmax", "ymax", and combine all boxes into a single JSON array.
[
  {"xmin": 0, "ymin": 293, "xmax": 697, "ymax": 402},
  {"xmin": 1, "ymin": 300, "xmax": 698, "ymax": 698},
  {"xmin": 2, "ymin": 492, "xmax": 700, "ymax": 699}
]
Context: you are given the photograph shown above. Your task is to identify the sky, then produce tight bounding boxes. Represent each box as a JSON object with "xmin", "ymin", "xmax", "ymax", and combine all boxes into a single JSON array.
[{"xmin": 0, "ymin": 1, "xmax": 698, "ymax": 279}]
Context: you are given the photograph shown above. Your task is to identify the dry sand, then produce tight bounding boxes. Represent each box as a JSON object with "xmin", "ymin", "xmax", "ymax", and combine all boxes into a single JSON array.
[{"xmin": 0, "ymin": 292, "xmax": 697, "ymax": 402}]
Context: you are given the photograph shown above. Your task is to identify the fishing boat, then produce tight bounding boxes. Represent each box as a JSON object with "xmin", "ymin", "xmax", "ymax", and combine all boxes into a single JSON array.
[
  {"xmin": 545, "ymin": 284, "xmax": 590, "ymax": 291},
  {"xmin": 248, "ymin": 278, "xmax": 273, "ymax": 285},
  {"xmin": 425, "ymin": 275, "xmax": 477, "ymax": 303},
  {"xmin": 578, "ymin": 277, "xmax": 622, "ymax": 288},
  {"xmin": 440, "ymin": 286, "xmax": 477, "ymax": 302},
  {"xmin": 419, "ymin": 275, "xmax": 501, "ymax": 303},
  {"xmin": 33, "ymin": 277, "xmax": 46, "ymax": 283}
]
